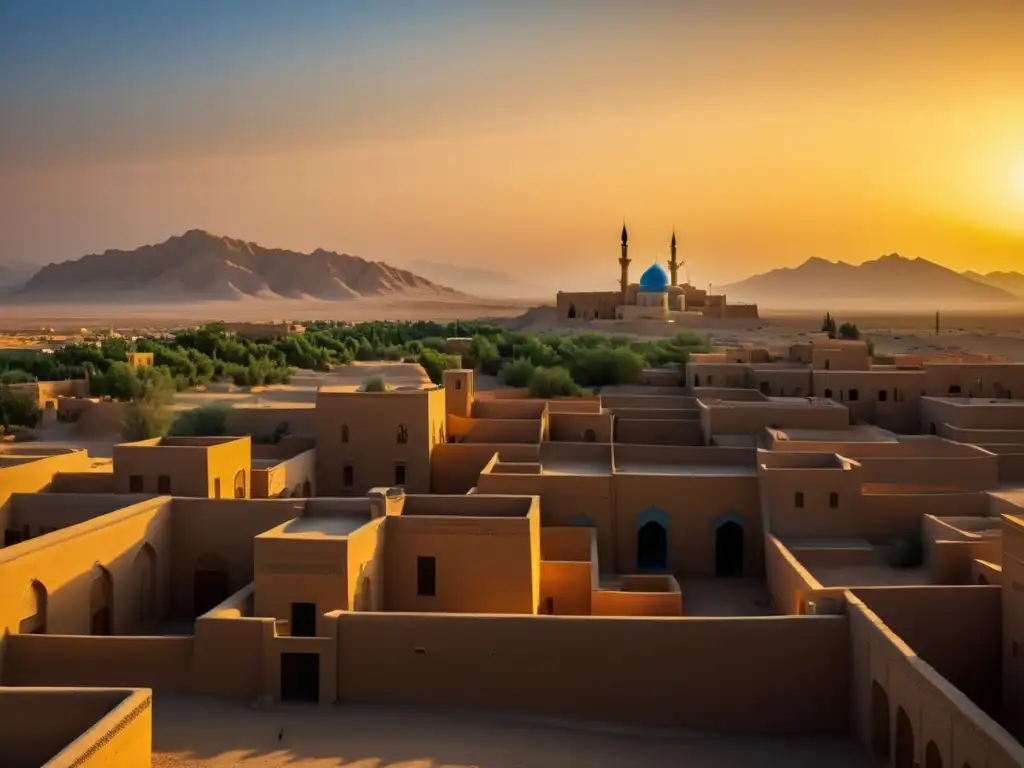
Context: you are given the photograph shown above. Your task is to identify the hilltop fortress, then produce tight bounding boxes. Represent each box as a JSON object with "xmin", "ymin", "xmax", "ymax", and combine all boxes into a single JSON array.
[
  {"xmin": 556, "ymin": 225, "xmax": 759, "ymax": 328},
  {"xmin": 4, "ymin": 340, "xmax": 1024, "ymax": 765}
]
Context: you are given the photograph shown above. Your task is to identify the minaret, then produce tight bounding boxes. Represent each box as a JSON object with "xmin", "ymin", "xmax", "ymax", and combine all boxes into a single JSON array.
[
  {"xmin": 619, "ymin": 222, "xmax": 630, "ymax": 299},
  {"xmin": 668, "ymin": 229, "xmax": 680, "ymax": 286}
]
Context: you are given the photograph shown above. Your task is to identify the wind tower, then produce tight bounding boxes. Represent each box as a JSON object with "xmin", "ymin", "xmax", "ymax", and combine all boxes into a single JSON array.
[
  {"xmin": 668, "ymin": 229, "xmax": 680, "ymax": 286},
  {"xmin": 619, "ymin": 222, "xmax": 631, "ymax": 299}
]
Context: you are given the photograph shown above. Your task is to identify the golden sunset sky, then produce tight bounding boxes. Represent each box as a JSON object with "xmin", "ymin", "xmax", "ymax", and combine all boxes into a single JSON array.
[{"xmin": 2, "ymin": 1, "xmax": 1023, "ymax": 286}]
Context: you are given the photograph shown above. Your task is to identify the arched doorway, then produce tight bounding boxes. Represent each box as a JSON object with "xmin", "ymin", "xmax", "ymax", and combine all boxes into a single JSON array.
[
  {"xmin": 90, "ymin": 566, "xmax": 114, "ymax": 635},
  {"xmin": 132, "ymin": 543, "xmax": 158, "ymax": 630},
  {"xmin": 638, "ymin": 522, "xmax": 667, "ymax": 570},
  {"xmin": 194, "ymin": 553, "xmax": 230, "ymax": 616},
  {"xmin": 895, "ymin": 706, "xmax": 914, "ymax": 768},
  {"xmin": 19, "ymin": 580, "xmax": 47, "ymax": 634},
  {"xmin": 925, "ymin": 741, "xmax": 943, "ymax": 768},
  {"xmin": 870, "ymin": 681, "xmax": 890, "ymax": 760},
  {"xmin": 567, "ymin": 303, "xmax": 576, "ymax": 319},
  {"xmin": 233, "ymin": 469, "xmax": 246, "ymax": 498},
  {"xmin": 714, "ymin": 521, "xmax": 744, "ymax": 577},
  {"xmin": 583, "ymin": 428, "xmax": 596, "ymax": 443},
  {"xmin": 636, "ymin": 507, "xmax": 669, "ymax": 571}
]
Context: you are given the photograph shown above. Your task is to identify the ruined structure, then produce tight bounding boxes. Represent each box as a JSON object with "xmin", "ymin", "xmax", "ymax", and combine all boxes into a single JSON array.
[{"xmin": 3, "ymin": 343, "xmax": 1024, "ymax": 766}]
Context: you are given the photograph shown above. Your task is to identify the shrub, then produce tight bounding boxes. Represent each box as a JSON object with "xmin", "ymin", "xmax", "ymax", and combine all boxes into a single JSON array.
[
  {"xmin": 122, "ymin": 401, "xmax": 174, "ymax": 441},
  {"xmin": 418, "ymin": 348, "xmax": 461, "ymax": 385},
  {"xmin": 499, "ymin": 358, "xmax": 536, "ymax": 388},
  {"xmin": 169, "ymin": 402, "xmax": 232, "ymax": 436},
  {"xmin": 0, "ymin": 386, "xmax": 41, "ymax": 429},
  {"xmin": 838, "ymin": 322, "xmax": 861, "ymax": 340},
  {"xmin": 0, "ymin": 370, "xmax": 35, "ymax": 384},
  {"xmin": 362, "ymin": 375, "xmax": 389, "ymax": 392},
  {"xmin": 528, "ymin": 366, "xmax": 584, "ymax": 398}
]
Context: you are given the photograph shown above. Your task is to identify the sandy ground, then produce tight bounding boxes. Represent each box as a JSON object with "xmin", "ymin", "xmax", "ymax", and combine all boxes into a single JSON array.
[
  {"xmin": 0, "ymin": 297, "xmax": 533, "ymax": 332},
  {"xmin": 150, "ymin": 695, "xmax": 871, "ymax": 768}
]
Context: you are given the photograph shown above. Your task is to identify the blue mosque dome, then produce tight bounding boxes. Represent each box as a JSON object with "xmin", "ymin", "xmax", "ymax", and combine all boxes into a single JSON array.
[{"xmin": 638, "ymin": 262, "xmax": 670, "ymax": 292}]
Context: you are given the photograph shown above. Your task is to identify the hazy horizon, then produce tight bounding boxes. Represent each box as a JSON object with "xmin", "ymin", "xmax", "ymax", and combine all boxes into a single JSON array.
[{"xmin": 3, "ymin": 1, "xmax": 1024, "ymax": 286}]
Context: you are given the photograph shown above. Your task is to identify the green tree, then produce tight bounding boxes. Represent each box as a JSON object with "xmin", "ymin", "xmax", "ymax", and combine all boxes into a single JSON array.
[
  {"xmin": 500, "ymin": 358, "xmax": 536, "ymax": 388},
  {"xmin": 838, "ymin": 322, "xmax": 861, "ymax": 340},
  {"xmin": 169, "ymin": 402, "xmax": 232, "ymax": 436},
  {"xmin": 528, "ymin": 366, "xmax": 584, "ymax": 398},
  {"xmin": 418, "ymin": 349, "xmax": 461, "ymax": 385},
  {"xmin": 0, "ymin": 386, "xmax": 41, "ymax": 430}
]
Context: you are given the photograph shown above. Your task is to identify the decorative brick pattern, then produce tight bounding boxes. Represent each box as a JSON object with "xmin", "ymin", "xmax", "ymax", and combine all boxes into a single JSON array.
[{"xmin": 68, "ymin": 694, "xmax": 152, "ymax": 767}]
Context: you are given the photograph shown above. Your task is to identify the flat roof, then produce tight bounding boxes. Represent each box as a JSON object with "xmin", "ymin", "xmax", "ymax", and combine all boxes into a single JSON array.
[
  {"xmin": 923, "ymin": 397, "xmax": 1024, "ymax": 407},
  {"xmin": 775, "ymin": 425, "xmax": 896, "ymax": 443},
  {"xmin": 541, "ymin": 459, "xmax": 612, "ymax": 476},
  {"xmin": 614, "ymin": 462, "xmax": 757, "ymax": 477},
  {"xmin": 262, "ymin": 516, "xmax": 369, "ymax": 539}
]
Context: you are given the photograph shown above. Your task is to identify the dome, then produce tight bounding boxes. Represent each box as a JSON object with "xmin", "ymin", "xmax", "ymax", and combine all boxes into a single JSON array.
[{"xmin": 638, "ymin": 262, "xmax": 670, "ymax": 292}]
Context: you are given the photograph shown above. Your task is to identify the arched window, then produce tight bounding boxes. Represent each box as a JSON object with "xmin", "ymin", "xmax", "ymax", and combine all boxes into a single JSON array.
[
  {"xmin": 341, "ymin": 424, "xmax": 349, "ymax": 443},
  {"xmin": 567, "ymin": 303, "xmax": 577, "ymax": 319},
  {"xmin": 878, "ymin": 390, "xmax": 888, "ymax": 402},
  {"xmin": 583, "ymin": 428, "xmax": 596, "ymax": 443},
  {"xmin": 233, "ymin": 469, "xmax": 246, "ymax": 499},
  {"xmin": 824, "ymin": 388, "xmax": 833, "ymax": 398},
  {"xmin": 849, "ymin": 388, "xmax": 860, "ymax": 401},
  {"xmin": 397, "ymin": 424, "xmax": 409, "ymax": 444}
]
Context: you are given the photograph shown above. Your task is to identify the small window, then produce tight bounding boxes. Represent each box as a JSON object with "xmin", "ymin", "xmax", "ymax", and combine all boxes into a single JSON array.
[
  {"xmin": 129, "ymin": 475, "xmax": 144, "ymax": 493},
  {"xmin": 341, "ymin": 424, "xmax": 349, "ymax": 443},
  {"xmin": 583, "ymin": 428, "xmax": 596, "ymax": 443},
  {"xmin": 829, "ymin": 492, "xmax": 839, "ymax": 509},
  {"xmin": 343, "ymin": 464, "xmax": 354, "ymax": 488},
  {"xmin": 707, "ymin": 375, "xmax": 714, "ymax": 386},
  {"xmin": 214, "ymin": 477, "xmax": 221, "ymax": 498},
  {"xmin": 795, "ymin": 492, "xmax": 804, "ymax": 508},
  {"xmin": 290, "ymin": 602, "xmax": 317, "ymax": 637},
  {"xmin": 397, "ymin": 424, "xmax": 408, "ymax": 444},
  {"xmin": 878, "ymin": 390, "xmax": 888, "ymax": 402},
  {"xmin": 545, "ymin": 596, "xmax": 554, "ymax": 615},
  {"xmin": 417, "ymin": 556, "xmax": 436, "ymax": 597},
  {"xmin": 824, "ymin": 359, "xmax": 831, "ymax": 370},
  {"xmin": 949, "ymin": 385, "xmax": 962, "ymax": 395},
  {"xmin": 824, "ymin": 388, "xmax": 833, "ymax": 398},
  {"xmin": 395, "ymin": 463, "xmax": 406, "ymax": 486},
  {"xmin": 849, "ymin": 389, "xmax": 859, "ymax": 402},
  {"xmin": 157, "ymin": 475, "xmax": 171, "ymax": 494},
  {"xmin": 694, "ymin": 374, "xmax": 701, "ymax": 387},
  {"xmin": 455, "ymin": 379, "xmax": 462, "ymax": 390}
]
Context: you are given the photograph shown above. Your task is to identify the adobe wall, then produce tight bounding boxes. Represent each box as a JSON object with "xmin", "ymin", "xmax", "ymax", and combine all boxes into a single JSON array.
[
  {"xmin": 0, "ymin": 687, "xmax": 150, "ymax": 768},
  {"xmin": 48, "ymin": 471, "xmax": 116, "ymax": 494},
  {"xmin": 930, "ymin": 539, "xmax": 1002, "ymax": 584},
  {"xmin": 0, "ymin": 497, "xmax": 173, "ymax": 640},
  {"xmin": 638, "ymin": 368, "xmax": 684, "ymax": 386},
  {"xmin": 475, "ymin": 472, "xmax": 615, "ymax": 567},
  {"xmin": 759, "ymin": 464, "xmax": 864, "ymax": 539},
  {"xmin": 764, "ymin": 535, "xmax": 822, "ymax": 615},
  {"xmin": 347, "ymin": 517, "xmax": 384, "ymax": 611},
  {"xmin": 923, "ymin": 363, "xmax": 1024, "ymax": 399},
  {"xmin": 854, "ymin": 586, "xmax": 1002, "ymax": 715},
  {"xmin": 334, "ymin": 612, "xmax": 850, "ymax": 734},
  {"xmin": 612, "ymin": 473, "xmax": 762, "ymax": 576},
  {"xmin": 0, "ymin": 451, "xmax": 93, "ymax": 531},
  {"xmin": 539, "ymin": 560, "xmax": 593, "ymax": 615},
  {"xmin": 169, "ymin": 498, "xmax": 305, "ymax": 617},
  {"xmin": 113, "ymin": 442, "xmax": 208, "ymax": 497},
  {"xmin": 254, "ymin": 535, "xmax": 349, "ymax": 628},
  {"xmin": 430, "ymin": 443, "xmax": 538, "ymax": 494},
  {"xmin": 63, "ymin": 399, "xmax": 126, "ymax": 437},
  {"xmin": 854, "ymin": 455, "xmax": 1000, "ymax": 491},
  {"xmin": 191, "ymin": 611, "xmax": 277, "ymax": 698},
  {"xmin": 859, "ymin": 492, "xmax": 990, "ymax": 541},
  {"xmin": 556, "ymin": 291, "xmax": 621, "ymax": 322},
  {"xmin": 1001, "ymin": 516, "xmax": 1024, "ymax": 738},
  {"xmin": 848, "ymin": 594, "xmax": 1024, "ymax": 768},
  {"xmin": 615, "ymin": 418, "xmax": 704, "ymax": 446},
  {"xmin": 2, "ymin": 634, "xmax": 193, "ymax": 691},
  {"xmin": 548, "ymin": 412, "xmax": 612, "ymax": 443},
  {"xmin": 601, "ymin": 394, "xmax": 696, "ymax": 410},
  {"xmin": 471, "ymin": 399, "xmax": 547, "ymax": 420},
  {"xmin": 686, "ymin": 363, "xmax": 751, "ymax": 390},
  {"xmin": 8, "ymin": 493, "xmax": 154, "ymax": 538},
  {"xmin": 591, "ymin": 586, "xmax": 682, "ymax": 616},
  {"xmin": 251, "ymin": 448, "xmax": 315, "ymax": 498},
  {"xmin": 704, "ymin": 402, "xmax": 850, "ymax": 438},
  {"xmin": 750, "ymin": 368, "xmax": 814, "ymax": 398},
  {"xmin": 383, "ymin": 515, "xmax": 536, "ymax": 614},
  {"xmin": 451, "ymin": 417, "xmax": 542, "ymax": 444}
]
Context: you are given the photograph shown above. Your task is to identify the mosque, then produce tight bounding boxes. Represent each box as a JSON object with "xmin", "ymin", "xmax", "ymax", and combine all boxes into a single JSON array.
[{"xmin": 556, "ymin": 224, "xmax": 759, "ymax": 326}]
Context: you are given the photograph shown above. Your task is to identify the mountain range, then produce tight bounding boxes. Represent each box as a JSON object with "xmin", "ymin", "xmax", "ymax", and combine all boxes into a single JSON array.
[
  {"xmin": 15, "ymin": 230, "xmax": 461, "ymax": 301},
  {"xmin": 723, "ymin": 254, "xmax": 1024, "ymax": 307},
  {"xmin": 962, "ymin": 270, "xmax": 1024, "ymax": 299}
]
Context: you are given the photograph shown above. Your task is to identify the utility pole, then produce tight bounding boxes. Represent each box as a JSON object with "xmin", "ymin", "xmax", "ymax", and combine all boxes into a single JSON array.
[{"xmin": 935, "ymin": 311, "xmax": 940, "ymax": 335}]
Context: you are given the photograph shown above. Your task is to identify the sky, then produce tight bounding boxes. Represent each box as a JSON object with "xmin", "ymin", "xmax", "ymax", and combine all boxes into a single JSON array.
[{"xmin": 2, "ymin": 0, "xmax": 1024, "ymax": 288}]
